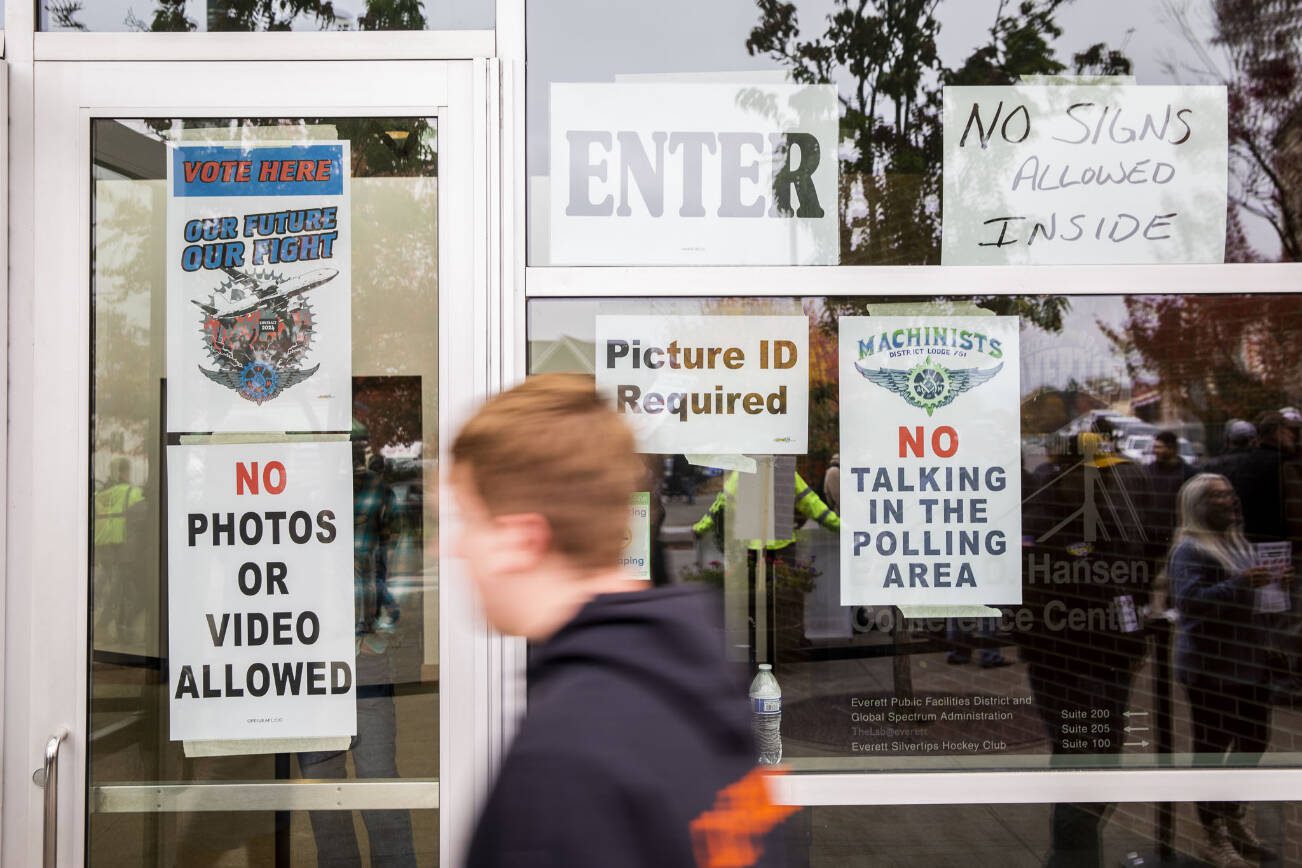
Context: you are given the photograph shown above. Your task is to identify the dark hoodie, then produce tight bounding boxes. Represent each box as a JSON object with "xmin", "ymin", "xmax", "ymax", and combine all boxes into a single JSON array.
[{"xmin": 465, "ymin": 585, "xmax": 792, "ymax": 868}]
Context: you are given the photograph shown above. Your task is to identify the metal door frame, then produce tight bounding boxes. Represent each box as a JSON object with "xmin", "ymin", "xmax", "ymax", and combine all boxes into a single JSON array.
[{"xmin": 8, "ymin": 57, "xmax": 501, "ymax": 866}]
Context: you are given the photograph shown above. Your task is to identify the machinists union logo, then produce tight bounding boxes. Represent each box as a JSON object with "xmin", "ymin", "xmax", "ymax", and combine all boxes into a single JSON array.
[
  {"xmin": 854, "ymin": 356, "xmax": 1003, "ymax": 416},
  {"xmin": 192, "ymin": 265, "xmax": 338, "ymax": 405}
]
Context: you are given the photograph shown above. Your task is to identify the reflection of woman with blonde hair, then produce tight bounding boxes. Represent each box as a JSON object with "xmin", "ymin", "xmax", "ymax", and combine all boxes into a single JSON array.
[{"xmin": 1169, "ymin": 473, "xmax": 1282, "ymax": 867}]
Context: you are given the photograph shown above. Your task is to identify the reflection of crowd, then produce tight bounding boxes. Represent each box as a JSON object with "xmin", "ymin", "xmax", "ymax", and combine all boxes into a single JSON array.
[
  {"xmin": 654, "ymin": 405, "xmax": 1302, "ymax": 865},
  {"xmin": 1020, "ymin": 409, "xmax": 1302, "ymax": 867},
  {"xmin": 297, "ymin": 441, "xmax": 415, "ymax": 868}
]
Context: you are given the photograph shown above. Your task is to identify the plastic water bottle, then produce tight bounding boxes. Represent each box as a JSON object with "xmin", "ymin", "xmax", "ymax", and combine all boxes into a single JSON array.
[{"xmin": 749, "ymin": 664, "xmax": 783, "ymax": 765}]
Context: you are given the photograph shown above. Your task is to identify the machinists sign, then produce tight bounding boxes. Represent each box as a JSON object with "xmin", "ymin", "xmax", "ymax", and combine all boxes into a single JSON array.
[{"xmin": 839, "ymin": 316, "xmax": 1022, "ymax": 606}]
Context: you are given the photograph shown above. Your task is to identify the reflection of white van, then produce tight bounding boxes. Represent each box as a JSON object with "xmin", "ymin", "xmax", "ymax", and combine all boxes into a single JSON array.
[
  {"xmin": 1107, "ymin": 415, "xmax": 1158, "ymax": 438},
  {"xmin": 1120, "ymin": 434, "xmax": 1154, "ymax": 463}
]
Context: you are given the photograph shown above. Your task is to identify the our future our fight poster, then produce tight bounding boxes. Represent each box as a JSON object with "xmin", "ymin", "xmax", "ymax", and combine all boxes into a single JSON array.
[{"xmin": 165, "ymin": 141, "xmax": 352, "ymax": 434}]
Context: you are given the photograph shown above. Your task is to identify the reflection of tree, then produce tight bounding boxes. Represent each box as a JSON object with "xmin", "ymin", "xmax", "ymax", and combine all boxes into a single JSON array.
[
  {"xmin": 1072, "ymin": 37, "xmax": 1135, "ymax": 76},
  {"xmin": 1102, "ymin": 294, "xmax": 1302, "ymax": 445},
  {"xmin": 821, "ymin": 294, "xmax": 1069, "ymax": 333},
  {"xmin": 748, "ymin": 0, "xmax": 1126, "ymax": 264},
  {"xmin": 1168, "ymin": 0, "xmax": 1302, "ymax": 261},
  {"xmin": 208, "ymin": 0, "xmax": 338, "ymax": 31},
  {"xmin": 354, "ymin": 377, "xmax": 423, "ymax": 448},
  {"xmin": 92, "ymin": 174, "xmax": 159, "ymax": 476},
  {"xmin": 357, "ymin": 0, "xmax": 426, "ymax": 29},
  {"xmin": 748, "ymin": 0, "xmax": 945, "ymax": 263},
  {"xmin": 46, "ymin": 0, "xmax": 89, "ymax": 30},
  {"xmin": 132, "ymin": 0, "xmax": 428, "ymax": 31},
  {"xmin": 143, "ymin": 0, "xmax": 196, "ymax": 31},
  {"xmin": 1215, "ymin": 0, "xmax": 1302, "ymax": 261}
]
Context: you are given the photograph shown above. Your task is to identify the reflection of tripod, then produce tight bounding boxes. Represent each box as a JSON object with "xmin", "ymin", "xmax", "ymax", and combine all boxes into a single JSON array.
[
  {"xmin": 1022, "ymin": 435, "xmax": 1157, "ymax": 865},
  {"xmin": 1027, "ymin": 437, "xmax": 1148, "ymax": 550}
]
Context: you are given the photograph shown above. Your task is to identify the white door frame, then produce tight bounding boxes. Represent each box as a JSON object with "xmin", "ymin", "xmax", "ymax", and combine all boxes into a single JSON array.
[{"xmin": 7, "ymin": 58, "xmax": 498, "ymax": 867}]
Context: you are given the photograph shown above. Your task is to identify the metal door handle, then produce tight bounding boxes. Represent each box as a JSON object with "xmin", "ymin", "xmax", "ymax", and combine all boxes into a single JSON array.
[{"xmin": 36, "ymin": 728, "xmax": 68, "ymax": 868}]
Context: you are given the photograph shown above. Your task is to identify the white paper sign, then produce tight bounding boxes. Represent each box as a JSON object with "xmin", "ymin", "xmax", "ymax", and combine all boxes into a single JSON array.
[
  {"xmin": 596, "ymin": 315, "xmax": 808, "ymax": 454},
  {"xmin": 839, "ymin": 316, "xmax": 1022, "ymax": 605},
  {"xmin": 166, "ymin": 142, "xmax": 353, "ymax": 433},
  {"xmin": 1255, "ymin": 541, "xmax": 1292, "ymax": 613},
  {"xmin": 942, "ymin": 85, "xmax": 1228, "ymax": 264},
  {"xmin": 622, "ymin": 492, "xmax": 652, "ymax": 580},
  {"xmin": 549, "ymin": 83, "xmax": 839, "ymax": 265},
  {"xmin": 167, "ymin": 442, "xmax": 357, "ymax": 742}
]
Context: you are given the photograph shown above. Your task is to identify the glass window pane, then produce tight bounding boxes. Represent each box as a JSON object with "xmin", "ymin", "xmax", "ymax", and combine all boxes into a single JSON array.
[
  {"xmin": 91, "ymin": 116, "xmax": 439, "ymax": 866},
  {"xmin": 526, "ymin": 0, "xmax": 1299, "ymax": 265},
  {"xmin": 789, "ymin": 802, "xmax": 1302, "ymax": 866},
  {"xmin": 528, "ymin": 292, "xmax": 1302, "ymax": 774},
  {"xmin": 42, "ymin": 0, "xmax": 491, "ymax": 32}
]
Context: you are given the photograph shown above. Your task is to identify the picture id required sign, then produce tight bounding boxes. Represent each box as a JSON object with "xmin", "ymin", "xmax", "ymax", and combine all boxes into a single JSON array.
[
  {"xmin": 942, "ymin": 85, "xmax": 1227, "ymax": 264},
  {"xmin": 167, "ymin": 442, "xmax": 356, "ymax": 742},
  {"xmin": 549, "ymin": 83, "xmax": 839, "ymax": 265},
  {"xmin": 839, "ymin": 316, "xmax": 1022, "ymax": 606},
  {"xmin": 596, "ymin": 315, "xmax": 808, "ymax": 455},
  {"xmin": 166, "ymin": 141, "xmax": 353, "ymax": 434}
]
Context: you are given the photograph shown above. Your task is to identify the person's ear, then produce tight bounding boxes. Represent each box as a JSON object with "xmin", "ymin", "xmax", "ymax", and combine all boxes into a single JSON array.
[{"xmin": 491, "ymin": 512, "xmax": 552, "ymax": 572}]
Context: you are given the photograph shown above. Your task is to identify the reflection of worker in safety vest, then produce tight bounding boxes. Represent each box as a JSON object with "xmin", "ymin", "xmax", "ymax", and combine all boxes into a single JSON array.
[
  {"xmin": 691, "ymin": 470, "xmax": 840, "ymax": 549},
  {"xmin": 93, "ymin": 457, "xmax": 144, "ymax": 640},
  {"xmin": 94, "ymin": 457, "xmax": 143, "ymax": 548}
]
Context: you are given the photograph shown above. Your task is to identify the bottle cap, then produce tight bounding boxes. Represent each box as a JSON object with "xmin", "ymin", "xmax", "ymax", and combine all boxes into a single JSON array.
[{"xmin": 758, "ymin": 664, "xmax": 772, "ymax": 671}]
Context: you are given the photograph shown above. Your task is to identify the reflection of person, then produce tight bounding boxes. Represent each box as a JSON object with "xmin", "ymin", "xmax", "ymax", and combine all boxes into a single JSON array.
[
  {"xmin": 671, "ymin": 453, "xmax": 698, "ymax": 504},
  {"xmin": 945, "ymin": 616, "xmax": 1008, "ymax": 667},
  {"xmin": 93, "ymin": 457, "xmax": 144, "ymax": 641},
  {"xmin": 692, "ymin": 468, "xmax": 839, "ymax": 663},
  {"xmin": 1169, "ymin": 474, "xmax": 1281, "ymax": 867},
  {"xmin": 1211, "ymin": 412, "xmax": 1293, "ymax": 544},
  {"xmin": 1144, "ymin": 430, "xmax": 1194, "ymax": 572},
  {"xmin": 453, "ymin": 375, "xmax": 795, "ymax": 867},
  {"xmin": 355, "ymin": 445, "xmax": 400, "ymax": 631},
  {"xmin": 1019, "ymin": 429, "xmax": 1152, "ymax": 866},
  {"xmin": 692, "ymin": 470, "xmax": 840, "ymax": 545},
  {"xmin": 822, "ymin": 453, "xmax": 840, "ymax": 513},
  {"xmin": 1210, "ymin": 412, "xmax": 1302, "ymax": 702},
  {"xmin": 297, "ymin": 439, "xmax": 415, "ymax": 868},
  {"xmin": 641, "ymin": 455, "xmax": 670, "ymax": 585}
]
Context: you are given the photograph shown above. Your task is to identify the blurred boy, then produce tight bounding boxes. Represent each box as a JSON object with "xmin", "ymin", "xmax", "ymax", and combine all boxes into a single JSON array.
[{"xmin": 453, "ymin": 374, "xmax": 795, "ymax": 868}]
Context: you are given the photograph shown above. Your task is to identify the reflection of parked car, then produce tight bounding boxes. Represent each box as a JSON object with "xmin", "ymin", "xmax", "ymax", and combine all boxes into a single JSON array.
[
  {"xmin": 1120, "ymin": 434, "xmax": 1154, "ymax": 463},
  {"xmin": 1107, "ymin": 415, "xmax": 1157, "ymax": 438}
]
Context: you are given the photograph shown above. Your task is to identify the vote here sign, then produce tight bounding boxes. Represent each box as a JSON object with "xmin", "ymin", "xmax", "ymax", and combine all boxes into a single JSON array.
[
  {"xmin": 165, "ymin": 141, "xmax": 353, "ymax": 434},
  {"xmin": 839, "ymin": 316, "xmax": 1022, "ymax": 606},
  {"xmin": 942, "ymin": 84, "xmax": 1227, "ymax": 265},
  {"xmin": 167, "ymin": 442, "xmax": 356, "ymax": 742}
]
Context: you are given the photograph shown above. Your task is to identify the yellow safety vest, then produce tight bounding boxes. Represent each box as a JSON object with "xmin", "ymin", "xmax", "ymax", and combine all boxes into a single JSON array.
[
  {"xmin": 693, "ymin": 471, "xmax": 840, "ymax": 550},
  {"xmin": 94, "ymin": 482, "xmax": 143, "ymax": 547}
]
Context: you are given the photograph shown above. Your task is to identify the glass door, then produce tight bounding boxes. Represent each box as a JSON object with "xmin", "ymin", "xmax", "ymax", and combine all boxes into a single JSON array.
[{"xmin": 17, "ymin": 60, "xmax": 493, "ymax": 866}]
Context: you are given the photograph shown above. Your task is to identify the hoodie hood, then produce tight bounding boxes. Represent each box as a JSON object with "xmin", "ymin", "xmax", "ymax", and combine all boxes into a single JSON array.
[{"xmin": 529, "ymin": 584, "xmax": 751, "ymax": 751}]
